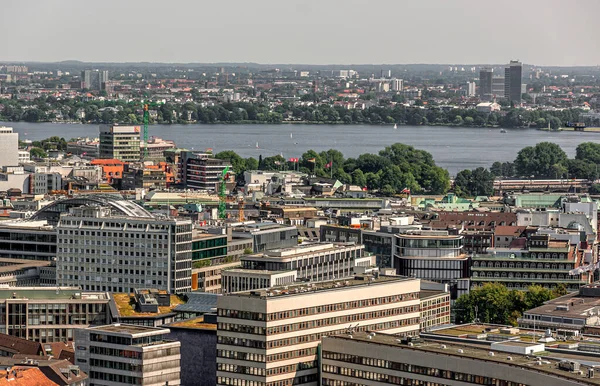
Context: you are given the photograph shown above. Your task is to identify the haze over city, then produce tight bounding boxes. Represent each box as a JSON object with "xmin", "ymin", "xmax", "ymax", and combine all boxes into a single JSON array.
[{"xmin": 2, "ymin": 0, "xmax": 600, "ymax": 65}]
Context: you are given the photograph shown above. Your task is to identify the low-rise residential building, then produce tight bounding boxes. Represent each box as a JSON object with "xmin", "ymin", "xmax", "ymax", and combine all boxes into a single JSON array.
[{"xmin": 75, "ymin": 324, "xmax": 181, "ymax": 386}]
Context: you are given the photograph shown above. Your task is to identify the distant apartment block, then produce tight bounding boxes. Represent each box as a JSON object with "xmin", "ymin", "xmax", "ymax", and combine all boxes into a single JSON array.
[{"xmin": 80, "ymin": 69, "xmax": 108, "ymax": 91}]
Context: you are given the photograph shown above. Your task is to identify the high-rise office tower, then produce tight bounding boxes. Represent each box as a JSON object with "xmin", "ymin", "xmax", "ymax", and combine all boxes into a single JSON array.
[
  {"xmin": 504, "ymin": 60, "xmax": 523, "ymax": 104},
  {"xmin": 479, "ymin": 68, "xmax": 493, "ymax": 100}
]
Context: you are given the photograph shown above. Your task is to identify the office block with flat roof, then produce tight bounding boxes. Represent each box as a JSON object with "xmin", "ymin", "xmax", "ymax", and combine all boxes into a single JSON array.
[
  {"xmin": 216, "ymin": 274, "xmax": 421, "ymax": 386},
  {"xmin": 98, "ymin": 125, "xmax": 141, "ymax": 162},
  {"xmin": 56, "ymin": 205, "xmax": 192, "ymax": 294},
  {"xmin": 75, "ymin": 324, "xmax": 181, "ymax": 386}
]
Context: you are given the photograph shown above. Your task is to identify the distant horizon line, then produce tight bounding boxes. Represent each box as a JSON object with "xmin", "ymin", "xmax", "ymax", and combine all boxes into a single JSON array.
[{"xmin": 0, "ymin": 60, "xmax": 598, "ymax": 68}]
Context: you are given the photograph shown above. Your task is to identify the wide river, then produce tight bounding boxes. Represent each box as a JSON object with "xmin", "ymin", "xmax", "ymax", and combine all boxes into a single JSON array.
[{"xmin": 3, "ymin": 122, "xmax": 599, "ymax": 176}]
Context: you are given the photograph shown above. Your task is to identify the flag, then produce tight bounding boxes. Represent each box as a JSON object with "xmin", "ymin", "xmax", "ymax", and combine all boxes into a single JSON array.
[
  {"xmin": 401, "ymin": 188, "xmax": 411, "ymax": 194},
  {"xmin": 307, "ymin": 158, "xmax": 316, "ymax": 163},
  {"xmin": 274, "ymin": 161, "xmax": 281, "ymax": 166},
  {"xmin": 362, "ymin": 187, "xmax": 368, "ymax": 191},
  {"xmin": 325, "ymin": 161, "xmax": 332, "ymax": 168},
  {"xmin": 288, "ymin": 158, "xmax": 298, "ymax": 163},
  {"xmin": 206, "ymin": 148, "xmax": 213, "ymax": 153}
]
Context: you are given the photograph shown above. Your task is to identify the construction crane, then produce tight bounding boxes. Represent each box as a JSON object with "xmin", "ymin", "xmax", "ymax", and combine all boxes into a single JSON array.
[
  {"xmin": 140, "ymin": 100, "xmax": 164, "ymax": 161},
  {"xmin": 218, "ymin": 166, "xmax": 230, "ymax": 219}
]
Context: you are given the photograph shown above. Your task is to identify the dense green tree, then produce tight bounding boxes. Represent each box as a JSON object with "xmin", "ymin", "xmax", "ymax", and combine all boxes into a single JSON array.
[
  {"xmin": 576, "ymin": 142, "xmax": 600, "ymax": 164},
  {"xmin": 455, "ymin": 283, "xmax": 562, "ymax": 326},
  {"xmin": 514, "ymin": 142, "xmax": 568, "ymax": 178},
  {"xmin": 29, "ymin": 147, "xmax": 47, "ymax": 158},
  {"xmin": 351, "ymin": 169, "xmax": 367, "ymax": 187}
]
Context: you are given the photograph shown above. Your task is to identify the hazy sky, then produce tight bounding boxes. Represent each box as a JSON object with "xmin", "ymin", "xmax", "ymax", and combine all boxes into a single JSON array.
[{"xmin": 2, "ymin": 0, "xmax": 599, "ymax": 66}]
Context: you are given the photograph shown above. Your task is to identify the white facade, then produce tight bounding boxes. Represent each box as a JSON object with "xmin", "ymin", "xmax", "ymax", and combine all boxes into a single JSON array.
[
  {"xmin": 217, "ymin": 275, "xmax": 421, "ymax": 386},
  {"xmin": 391, "ymin": 78, "xmax": 403, "ymax": 91},
  {"xmin": 0, "ymin": 127, "xmax": 18, "ymax": 167},
  {"xmin": 222, "ymin": 269, "xmax": 298, "ymax": 293},
  {"xmin": 18, "ymin": 150, "xmax": 30, "ymax": 164},
  {"xmin": 56, "ymin": 205, "xmax": 193, "ymax": 294}
]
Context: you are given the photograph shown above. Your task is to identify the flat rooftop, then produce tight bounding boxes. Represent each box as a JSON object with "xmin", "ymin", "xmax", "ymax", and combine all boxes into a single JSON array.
[
  {"xmin": 328, "ymin": 332, "xmax": 600, "ymax": 385},
  {"xmin": 419, "ymin": 290, "xmax": 449, "ymax": 300},
  {"xmin": 0, "ymin": 287, "xmax": 108, "ymax": 301},
  {"xmin": 247, "ymin": 242, "xmax": 360, "ymax": 259},
  {"xmin": 524, "ymin": 292, "xmax": 600, "ymax": 319},
  {"xmin": 86, "ymin": 324, "xmax": 170, "ymax": 337},
  {"xmin": 168, "ymin": 316, "xmax": 216, "ymax": 331},
  {"xmin": 231, "ymin": 274, "xmax": 415, "ymax": 299},
  {"xmin": 112, "ymin": 293, "xmax": 184, "ymax": 317}
]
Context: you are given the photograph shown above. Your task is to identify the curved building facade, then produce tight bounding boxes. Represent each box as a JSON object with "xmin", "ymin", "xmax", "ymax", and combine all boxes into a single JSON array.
[{"xmin": 31, "ymin": 194, "xmax": 152, "ymax": 225}]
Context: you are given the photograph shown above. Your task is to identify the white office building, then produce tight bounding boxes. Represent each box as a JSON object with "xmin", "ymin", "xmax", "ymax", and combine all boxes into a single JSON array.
[{"xmin": 56, "ymin": 205, "xmax": 193, "ymax": 294}]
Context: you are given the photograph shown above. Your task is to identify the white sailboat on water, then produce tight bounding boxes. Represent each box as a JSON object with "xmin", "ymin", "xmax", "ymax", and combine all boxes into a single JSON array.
[
  {"xmin": 290, "ymin": 132, "xmax": 293, "ymax": 139},
  {"xmin": 256, "ymin": 141, "xmax": 259, "ymax": 148},
  {"xmin": 394, "ymin": 123, "xmax": 397, "ymax": 129}
]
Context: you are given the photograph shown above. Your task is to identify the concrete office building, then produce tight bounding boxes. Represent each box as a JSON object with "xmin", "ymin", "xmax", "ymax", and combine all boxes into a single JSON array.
[
  {"xmin": 321, "ymin": 331, "xmax": 594, "ymax": 386},
  {"xmin": 0, "ymin": 220, "xmax": 57, "ymax": 262},
  {"xmin": 223, "ymin": 243, "xmax": 372, "ymax": 293},
  {"xmin": 232, "ymin": 223, "xmax": 298, "ymax": 253},
  {"xmin": 75, "ymin": 324, "xmax": 181, "ymax": 386},
  {"xmin": 98, "ymin": 125, "xmax": 141, "ymax": 162},
  {"xmin": 0, "ymin": 127, "xmax": 18, "ymax": 167},
  {"xmin": 56, "ymin": 205, "xmax": 193, "ymax": 294},
  {"xmin": 479, "ymin": 68, "xmax": 493, "ymax": 100},
  {"xmin": 0, "ymin": 287, "xmax": 110, "ymax": 343},
  {"xmin": 505, "ymin": 60, "xmax": 523, "ymax": 104},
  {"xmin": 216, "ymin": 274, "xmax": 421, "ymax": 386},
  {"xmin": 394, "ymin": 231, "xmax": 470, "ymax": 301}
]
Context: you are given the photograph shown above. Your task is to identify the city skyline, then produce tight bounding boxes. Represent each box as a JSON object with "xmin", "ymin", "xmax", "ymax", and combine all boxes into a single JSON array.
[{"xmin": 1, "ymin": 0, "xmax": 599, "ymax": 66}]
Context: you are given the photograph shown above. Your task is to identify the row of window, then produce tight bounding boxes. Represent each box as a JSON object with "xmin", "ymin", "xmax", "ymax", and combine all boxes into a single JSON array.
[
  {"xmin": 218, "ymin": 291, "xmax": 420, "ymax": 322},
  {"xmin": 217, "ymin": 374, "xmax": 319, "ymax": 386},
  {"xmin": 218, "ymin": 319, "xmax": 420, "ymax": 350},
  {"xmin": 322, "ymin": 353, "xmax": 527, "ymax": 386},
  {"xmin": 323, "ymin": 365, "xmax": 526, "ymax": 386},
  {"xmin": 217, "ymin": 360, "xmax": 317, "ymax": 377}
]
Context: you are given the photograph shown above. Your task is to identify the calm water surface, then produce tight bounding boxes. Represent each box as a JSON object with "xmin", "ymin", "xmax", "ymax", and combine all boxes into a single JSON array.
[{"xmin": 4, "ymin": 122, "xmax": 599, "ymax": 176}]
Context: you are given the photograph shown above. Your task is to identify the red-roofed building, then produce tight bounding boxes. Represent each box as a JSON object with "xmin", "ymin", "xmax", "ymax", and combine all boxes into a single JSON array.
[
  {"xmin": 0, "ymin": 367, "xmax": 58, "ymax": 386},
  {"xmin": 90, "ymin": 159, "xmax": 125, "ymax": 184}
]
